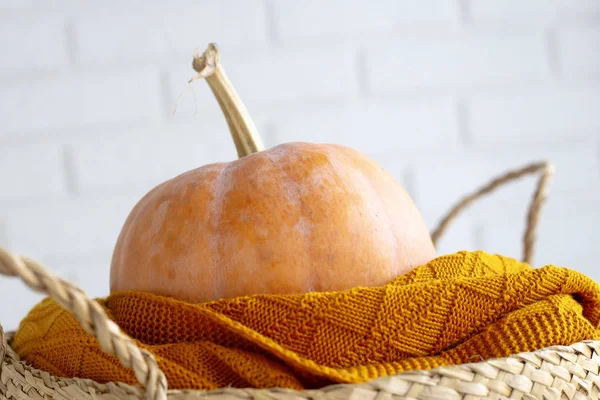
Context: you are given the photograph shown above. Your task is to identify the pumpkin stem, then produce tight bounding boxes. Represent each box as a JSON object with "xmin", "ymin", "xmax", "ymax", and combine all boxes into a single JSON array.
[{"xmin": 190, "ymin": 43, "xmax": 265, "ymax": 158}]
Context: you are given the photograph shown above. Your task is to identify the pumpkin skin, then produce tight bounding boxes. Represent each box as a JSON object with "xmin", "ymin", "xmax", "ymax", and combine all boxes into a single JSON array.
[{"xmin": 110, "ymin": 142, "xmax": 436, "ymax": 303}]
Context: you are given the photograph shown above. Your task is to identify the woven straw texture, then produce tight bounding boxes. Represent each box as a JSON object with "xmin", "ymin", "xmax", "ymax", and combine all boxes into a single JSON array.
[{"xmin": 3, "ymin": 161, "xmax": 599, "ymax": 400}]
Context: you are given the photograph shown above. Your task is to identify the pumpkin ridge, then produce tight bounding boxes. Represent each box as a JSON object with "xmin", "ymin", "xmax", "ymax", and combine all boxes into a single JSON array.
[
  {"xmin": 261, "ymin": 150, "xmax": 315, "ymax": 291},
  {"xmin": 334, "ymin": 148, "xmax": 401, "ymax": 277},
  {"xmin": 208, "ymin": 161, "xmax": 239, "ymax": 299}
]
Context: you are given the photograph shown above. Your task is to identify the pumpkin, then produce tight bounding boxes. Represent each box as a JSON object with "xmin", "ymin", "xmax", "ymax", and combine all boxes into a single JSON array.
[{"xmin": 110, "ymin": 44, "xmax": 436, "ymax": 303}]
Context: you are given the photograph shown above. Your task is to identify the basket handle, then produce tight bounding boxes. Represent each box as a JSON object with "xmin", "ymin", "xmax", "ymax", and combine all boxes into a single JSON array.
[
  {"xmin": 430, "ymin": 161, "xmax": 554, "ymax": 265},
  {"xmin": 0, "ymin": 324, "xmax": 5, "ymax": 373},
  {"xmin": 0, "ymin": 248, "xmax": 168, "ymax": 400}
]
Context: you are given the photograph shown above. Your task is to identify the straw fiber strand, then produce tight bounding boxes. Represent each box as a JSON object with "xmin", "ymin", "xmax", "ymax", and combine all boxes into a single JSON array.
[
  {"xmin": 430, "ymin": 161, "xmax": 553, "ymax": 265},
  {"xmin": 0, "ymin": 247, "xmax": 166, "ymax": 400}
]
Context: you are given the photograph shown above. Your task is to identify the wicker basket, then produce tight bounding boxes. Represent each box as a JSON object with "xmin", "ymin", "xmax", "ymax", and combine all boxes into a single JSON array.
[{"xmin": 2, "ymin": 161, "xmax": 599, "ymax": 400}]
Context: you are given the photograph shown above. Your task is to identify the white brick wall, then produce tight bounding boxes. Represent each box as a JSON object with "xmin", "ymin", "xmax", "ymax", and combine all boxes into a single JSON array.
[
  {"xmin": 468, "ymin": 85, "xmax": 600, "ymax": 143},
  {"xmin": 268, "ymin": 98, "xmax": 460, "ymax": 154},
  {"xmin": 366, "ymin": 31, "xmax": 552, "ymax": 92},
  {"xmin": 167, "ymin": 44, "xmax": 360, "ymax": 116},
  {"xmin": 0, "ymin": 13, "xmax": 70, "ymax": 73},
  {"xmin": 272, "ymin": 0, "xmax": 461, "ymax": 40},
  {"xmin": 70, "ymin": 122, "xmax": 241, "ymax": 193},
  {"xmin": 0, "ymin": 143, "xmax": 67, "ymax": 199},
  {"xmin": 468, "ymin": 0, "xmax": 600, "ymax": 23},
  {"xmin": 75, "ymin": 1, "xmax": 269, "ymax": 65},
  {"xmin": 558, "ymin": 25, "xmax": 600, "ymax": 77},
  {"xmin": 1, "ymin": 68, "xmax": 164, "ymax": 135},
  {"xmin": 0, "ymin": 0, "xmax": 599, "ymax": 331}
]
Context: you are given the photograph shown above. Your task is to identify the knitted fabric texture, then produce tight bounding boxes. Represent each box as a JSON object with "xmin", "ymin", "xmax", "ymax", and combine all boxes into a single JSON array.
[{"xmin": 12, "ymin": 251, "xmax": 600, "ymax": 390}]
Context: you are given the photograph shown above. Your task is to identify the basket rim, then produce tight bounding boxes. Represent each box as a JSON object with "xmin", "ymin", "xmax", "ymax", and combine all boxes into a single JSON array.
[{"xmin": 3, "ymin": 332, "xmax": 600, "ymax": 400}]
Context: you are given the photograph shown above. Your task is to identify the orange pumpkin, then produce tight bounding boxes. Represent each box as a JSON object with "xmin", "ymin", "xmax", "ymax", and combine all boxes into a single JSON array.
[{"xmin": 110, "ymin": 44, "xmax": 435, "ymax": 303}]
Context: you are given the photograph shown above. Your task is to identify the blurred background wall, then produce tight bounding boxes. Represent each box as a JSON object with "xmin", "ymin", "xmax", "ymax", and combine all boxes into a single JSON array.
[{"xmin": 1, "ymin": 0, "xmax": 599, "ymax": 330}]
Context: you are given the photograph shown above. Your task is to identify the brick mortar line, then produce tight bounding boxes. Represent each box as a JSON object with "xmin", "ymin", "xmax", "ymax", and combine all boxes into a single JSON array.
[
  {"xmin": 458, "ymin": 0, "xmax": 471, "ymax": 25},
  {"xmin": 546, "ymin": 27, "xmax": 562, "ymax": 78},
  {"xmin": 62, "ymin": 145, "xmax": 79, "ymax": 195},
  {"xmin": 264, "ymin": 0, "xmax": 280, "ymax": 45},
  {"xmin": 64, "ymin": 18, "xmax": 79, "ymax": 66},
  {"xmin": 456, "ymin": 98, "xmax": 471, "ymax": 147}
]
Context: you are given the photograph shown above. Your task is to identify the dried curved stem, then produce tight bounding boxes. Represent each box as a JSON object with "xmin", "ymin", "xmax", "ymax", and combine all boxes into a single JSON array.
[
  {"xmin": 431, "ymin": 161, "xmax": 554, "ymax": 265},
  {"xmin": 190, "ymin": 43, "xmax": 264, "ymax": 158}
]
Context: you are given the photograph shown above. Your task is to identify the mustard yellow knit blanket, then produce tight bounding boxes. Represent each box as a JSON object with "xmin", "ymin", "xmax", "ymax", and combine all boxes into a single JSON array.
[{"xmin": 12, "ymin": 251, "xmax": 600, "ymax": 390}]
